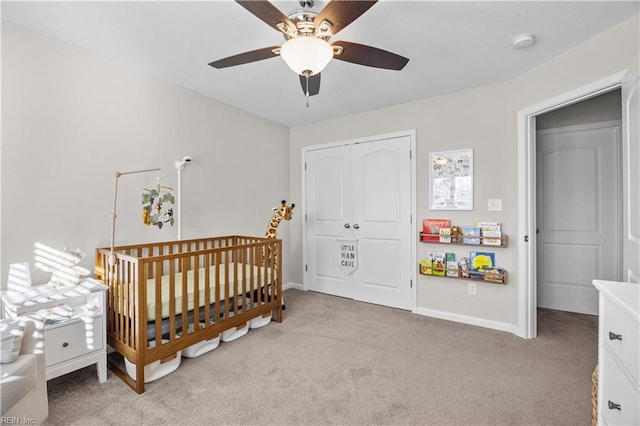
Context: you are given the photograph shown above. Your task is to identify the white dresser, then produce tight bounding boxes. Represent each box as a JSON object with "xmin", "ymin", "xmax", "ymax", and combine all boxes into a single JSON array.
[{"xmin": 593, "ymin": 280, "xmax": 639, "ymax": 426}]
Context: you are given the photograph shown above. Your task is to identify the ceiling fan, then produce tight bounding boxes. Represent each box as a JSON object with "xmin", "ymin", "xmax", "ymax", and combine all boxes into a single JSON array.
[{"xmin": 209, "ymin": 0, "xmax": 409, "ymax": 102}]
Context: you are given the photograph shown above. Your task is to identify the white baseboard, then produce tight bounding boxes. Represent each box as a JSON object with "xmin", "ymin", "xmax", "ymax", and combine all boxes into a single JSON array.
[
  {"xmin": 281, "ymin": 284, "xmax": 519, "ymax": 336},
  {"xmin": 415, "ymin": 307, "xmax": 520, "ymax": 336},
  {"xmin": 283, "ymin": 282, "xmax": 304, "ymax": 291}
]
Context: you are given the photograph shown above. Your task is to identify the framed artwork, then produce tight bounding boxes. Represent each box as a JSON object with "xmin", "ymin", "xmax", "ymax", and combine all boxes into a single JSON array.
[{"xmin": 429, "ymin": 149, "xmax": 473, "ymax": 210}]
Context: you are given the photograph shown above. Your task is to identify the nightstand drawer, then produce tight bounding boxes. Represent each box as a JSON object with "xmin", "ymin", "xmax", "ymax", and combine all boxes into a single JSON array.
[
  {"xmin": 601, "ymin": 296, "xmax": 640, "ymax": 384},
  {"xmin": 45, "ymin": 317, "xmax": 104, "ymax": 367}
]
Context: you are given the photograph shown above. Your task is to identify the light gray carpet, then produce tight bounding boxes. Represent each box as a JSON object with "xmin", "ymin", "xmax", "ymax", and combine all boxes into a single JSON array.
[{"xmin": 43, "ymin": 289, "xmax": 597, "ymax": 425}]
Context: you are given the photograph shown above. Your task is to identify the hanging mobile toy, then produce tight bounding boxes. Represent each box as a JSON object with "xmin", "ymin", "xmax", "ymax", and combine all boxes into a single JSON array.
[{"xmin": 141, "ymin": 177, "xmax": 175, "ymax": 229}]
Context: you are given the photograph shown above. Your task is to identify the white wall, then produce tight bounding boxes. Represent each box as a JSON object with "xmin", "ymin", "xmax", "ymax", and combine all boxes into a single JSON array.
[
  {"xmin": 1, "ymin": 21, "xmax": 291, "ymax": 287},
  {"xmin": 289, "ymin": 15, "xmax": 639, "ymax": 332}
]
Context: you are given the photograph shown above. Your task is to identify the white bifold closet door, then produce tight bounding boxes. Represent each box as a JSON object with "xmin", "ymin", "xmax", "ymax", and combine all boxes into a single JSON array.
[{"xmin": 304, "ymin": 135, "xmax": 412, "ymax": 310}]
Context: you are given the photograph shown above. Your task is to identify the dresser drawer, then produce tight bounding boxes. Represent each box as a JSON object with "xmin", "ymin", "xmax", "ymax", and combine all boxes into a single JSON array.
[
  {"xmin": 600, "ymin": 346, "xmax": 640, "ymax": 426},
  {"xmin": 601, "ymin": 296, "xmax": 640, "ymax": 384},
  {"xmin": 45, "ymin": 317, "xmax": 104, "ymax": 367}
]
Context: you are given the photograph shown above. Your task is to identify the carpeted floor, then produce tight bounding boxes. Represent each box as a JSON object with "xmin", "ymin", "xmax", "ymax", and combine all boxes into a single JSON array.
[{"xmin": 42, "ymin": 289, "xmax": 598, "ymax": 425}]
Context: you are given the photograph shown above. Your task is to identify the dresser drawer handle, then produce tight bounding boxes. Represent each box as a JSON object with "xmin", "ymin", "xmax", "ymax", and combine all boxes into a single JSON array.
[
  {"xmin": 608, "ymin": 401, "xmax": 621, "ymax": 411},
  {"xmin": 608, "ymin": 332, "xmax": 623, "ymax": 341},
  {"xmin": 62, "ymin": 342, "xmax": 69, "ymax": 348}
]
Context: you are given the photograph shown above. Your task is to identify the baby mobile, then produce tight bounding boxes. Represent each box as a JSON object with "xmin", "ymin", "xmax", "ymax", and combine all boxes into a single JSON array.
[
  {"xmin": 141, "ymin": 177, "xmax": 175, "ymax": 229},
  {"xmin": 109, "ymin": 167, "xmax": 176, "ymax": 269}
]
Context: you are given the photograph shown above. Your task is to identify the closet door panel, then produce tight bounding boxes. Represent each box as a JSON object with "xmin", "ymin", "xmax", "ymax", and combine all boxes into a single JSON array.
[
  {"xmin": 305, "ymin": 146, "xmax": 353, "ymax": 299},
  {"xmin": 351, "ymin": 137, "xmax": 412, "ymax": 309}
]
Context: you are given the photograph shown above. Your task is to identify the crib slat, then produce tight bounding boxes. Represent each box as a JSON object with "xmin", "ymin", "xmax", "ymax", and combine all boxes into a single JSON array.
[
  {"xmin": 121, "ymin": 260, "xmax": 127, "ymax": 346},
  {"xmin": 223, "ymin": 259, "xmax": 229, "ymax": 321},
  {"xmin": 193, "ymin": 253, "xmax": 200, "ymax": 332},
  {"xmin": 136, "ymin": 257, "xmax": 147, "ymax": 391},
  {"xmin": 204, "ymin": 252, "xmax": 211, "ymax": 328},
  {"xmin": 257, "ymin": 242, "xmax": 264, "ymax": 306},
  {"xmin": 248, "ymin": 245, "xmax": 255, "ymax": 309},
  {"xmin": 215, "ymin": 251, "xmax": 221, "ymax": 323},
  {"xmin": 169, "ymin": 257, "xmax": 176, "ymax": 342},
  {"xmin": 181, "ymin": 255, "xmax": 188, "ymax": 336},
  {"xmin": 236, "ymin": 248, "xmax": 242, "ymax": 312},
  {"xmin": 154, "ymin": 260, "xmax": 163, "ymax": 348}
]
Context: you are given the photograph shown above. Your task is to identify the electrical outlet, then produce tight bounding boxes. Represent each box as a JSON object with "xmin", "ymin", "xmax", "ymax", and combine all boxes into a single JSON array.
[
  {"xmin": 488, "ymin": 198, "xmax": 503, "ymax": 211},
  {"xmin": 468, "ymin": 282, "xmax": 477, "ymax": 295}
]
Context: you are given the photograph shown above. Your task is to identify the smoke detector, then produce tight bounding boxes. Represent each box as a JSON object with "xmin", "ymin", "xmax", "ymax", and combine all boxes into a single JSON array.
[{"xmin": 512, "ymin": 33, "xmax": 535, "ymax": 49}]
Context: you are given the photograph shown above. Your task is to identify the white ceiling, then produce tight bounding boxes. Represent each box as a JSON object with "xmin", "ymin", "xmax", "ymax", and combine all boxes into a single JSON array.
[{"xmin": 2, "ymin": 1, "xmax": 638, "ymax": 127}]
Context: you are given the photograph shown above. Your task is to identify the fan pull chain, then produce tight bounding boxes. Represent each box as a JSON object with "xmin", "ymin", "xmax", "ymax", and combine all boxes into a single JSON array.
[{"xmin": 305, "ymin": 72, "xmax": 310, "ymax": 108}]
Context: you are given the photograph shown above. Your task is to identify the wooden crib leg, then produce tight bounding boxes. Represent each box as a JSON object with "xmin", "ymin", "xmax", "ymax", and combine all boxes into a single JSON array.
[{"xmin": 274, "ymin": 302, "xmax": 283, "ymax": 323}]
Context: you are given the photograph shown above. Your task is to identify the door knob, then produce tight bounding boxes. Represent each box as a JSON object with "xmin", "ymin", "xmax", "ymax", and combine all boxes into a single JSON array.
[
  {"xmin": 344, "ymin": 223, "xmax": 350, "ymax": 229},
  {"xmin": 353, "ymin": 224, "xmax": 360, "ymax": 229}
]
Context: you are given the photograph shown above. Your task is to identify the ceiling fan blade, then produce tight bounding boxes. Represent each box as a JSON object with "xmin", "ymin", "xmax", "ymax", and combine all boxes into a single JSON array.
[
  {"xmin": 299, "ymin": 73, "xmax": 321, "ymax": 96},
  {"xmin": 315, "ymin": 0, "xmax": 377, "ymax": 36},
  {"xmin": 209, "ymin": 46, "xmax": 280, "ymax": 69},
  {"xmin": 236, "ymin": 1, "xmax": 296, "ymax": 34},
  {"xmin": 332, "ymin": 41, "xmax": 409, "ymax": 70}
]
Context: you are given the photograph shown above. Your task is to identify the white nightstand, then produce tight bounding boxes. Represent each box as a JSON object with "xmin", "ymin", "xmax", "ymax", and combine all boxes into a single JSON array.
[{"xmin": 2, "ymin": 280, "xmax": 108, "ymax": 383}]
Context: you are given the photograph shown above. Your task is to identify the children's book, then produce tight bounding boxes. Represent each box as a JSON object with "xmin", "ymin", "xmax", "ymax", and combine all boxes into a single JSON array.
[
  {"xmin": 476, "ymin": 221, "xmax": 501, "ymax": 232},
  {"xmin": 461, "ymin": 226, "xmax": 481, "ymax": 244},
  {"xmin": 422, "ymin": 219, "xmax": 451, "ymax": 242},
  {"xmin": 446, "ymin": 260, "xmax": 459, "ymax": 277},
  {"xmin": 484, "ymin": 267, "xmax": 505, "ymax": 283},
  {"xmin": 439, "ymin": 228, "xmax": 451, "ymax": 243},
  {"xmin": 476, "ymin": 222, "xmax": 502, "ymax": 246},
  {"xmin": 469, "ymin": 251, "xmax": 495, "ymax": 279},
  {"xmin": 482, "ymin": 230, "xmax": 503, "ymax": 246},
  {"xmin": 429, "ymin": 252, "xmax": 446, "ymax": 276},
  {"xmin": 420, "ymin": 259, "xmax": 433, "ymax": 275}
]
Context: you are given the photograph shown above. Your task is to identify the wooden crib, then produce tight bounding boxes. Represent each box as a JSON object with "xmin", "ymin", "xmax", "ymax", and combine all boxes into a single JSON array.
[{"xmin": 95, "ymin": 235, "xmax": 282, "ymax": 393}]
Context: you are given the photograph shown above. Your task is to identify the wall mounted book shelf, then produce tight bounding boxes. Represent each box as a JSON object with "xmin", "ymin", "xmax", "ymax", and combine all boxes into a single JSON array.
[
  {"xmin": 418, "ymin": 266, "xmax": 508, "ymax": 285},
  {"xmin": 419, "ymin": 233, "xmax": 508, "ymax": 247},
  {"xmin": 419, "ymin": 226, "xmax": 508, "ymax": 284}
]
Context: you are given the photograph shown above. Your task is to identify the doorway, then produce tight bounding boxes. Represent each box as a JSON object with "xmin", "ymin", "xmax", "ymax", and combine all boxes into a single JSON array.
[
  {"xmin": 302, "ymin": 131, "xmax": 416, "ymax": 310},
  {"xmin": 517, "ymin": 70, "xmax": 640, "ymax": 339},
  {"xmin": 535, "ymin": 114, "xmax": 621, "ymax": 315}
]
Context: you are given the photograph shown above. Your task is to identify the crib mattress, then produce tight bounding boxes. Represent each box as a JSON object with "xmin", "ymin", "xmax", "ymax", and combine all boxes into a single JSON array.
[{"xmin": 143, "ymin": 262, "xmax": 272, "ymax": 321}]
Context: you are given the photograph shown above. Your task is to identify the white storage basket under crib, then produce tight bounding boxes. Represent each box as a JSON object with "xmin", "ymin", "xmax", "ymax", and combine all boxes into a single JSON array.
[
  {"xmin": 182, "ymin": 323, "xmax": 220, "ymax": 358},
  {"xmin": 125, "ymin": 340, "xmax": 182, "ymax": 383},
  {"xmin": 249, "ymin": 313, "xmax": 272, "ymax": 329},
  {"xmin": 220, "ymin": 322, "xmax": 250, "ymax": 342}
]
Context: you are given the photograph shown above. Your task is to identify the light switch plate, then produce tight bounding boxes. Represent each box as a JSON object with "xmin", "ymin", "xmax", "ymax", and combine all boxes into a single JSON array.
[{"xmin": 488, "ymin": 198, "xmax": 502, "ymax": 211}]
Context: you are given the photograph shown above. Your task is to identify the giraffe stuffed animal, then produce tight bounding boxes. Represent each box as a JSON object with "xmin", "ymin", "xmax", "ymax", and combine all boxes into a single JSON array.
[
  {"xmin": 264, "ymin": 200, "xmax": 294, "ymax": 310},
  {"xmin": 265, "ymin": 200, "xmax": 295, "ymax": 238}
]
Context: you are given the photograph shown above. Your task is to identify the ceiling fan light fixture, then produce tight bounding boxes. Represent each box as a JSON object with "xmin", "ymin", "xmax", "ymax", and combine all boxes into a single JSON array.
[{"xmin": 280, "ymin": 36, "xmax": 333, "ymax": 76}]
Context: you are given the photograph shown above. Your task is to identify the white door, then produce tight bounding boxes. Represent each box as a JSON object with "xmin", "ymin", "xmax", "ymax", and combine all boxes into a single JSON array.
[
  {"xmin": 305, "ymin": 135, "xmax": 413, "ymax": 310},
  {"xmin": 536, "ymin": 121, "xmax": 621, "ymax": 315},
  {"xmin": 305, "ymin": 144, "xmax": 353, "ymax": 299},
  {"xmin": 621, "ymin": 72, "xmax": 640, "ymax": 282}
]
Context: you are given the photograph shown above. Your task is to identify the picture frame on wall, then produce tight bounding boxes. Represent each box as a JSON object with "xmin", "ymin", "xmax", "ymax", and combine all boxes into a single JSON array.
[{"xmin": 429, "ymin": 149, "xmax": 473, "ymax": 210}]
